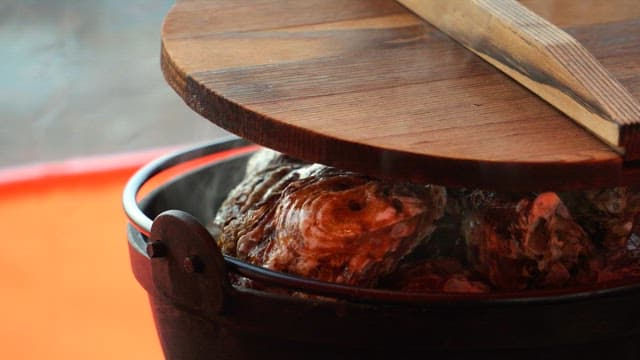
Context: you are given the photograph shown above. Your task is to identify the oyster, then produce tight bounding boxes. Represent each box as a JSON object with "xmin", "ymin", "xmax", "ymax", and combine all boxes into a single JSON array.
[
  {"xmin": 462, "ymin": 192, "xmax": 593, "ymax": 290},
  {"xmin": 560, "ymin": 188, "xmax": 640, "ymax": 251},
  {"xmin": 214, "ymin": 150, "xmax": 640, "ymax": 293},
  {"xmin": 215, "ymin": 149, "xmax": 447, "ymax": 287}
]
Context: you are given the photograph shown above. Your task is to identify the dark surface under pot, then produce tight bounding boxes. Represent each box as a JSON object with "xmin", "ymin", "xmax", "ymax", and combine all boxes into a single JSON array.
[{"xmin": 126, "ymin": 139, "xmax": 640, "ymax": 360}]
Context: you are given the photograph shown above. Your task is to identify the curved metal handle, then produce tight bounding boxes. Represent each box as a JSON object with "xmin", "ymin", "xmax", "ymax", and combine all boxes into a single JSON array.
[{"xmin": 122, "ymin": 136, "xmax": 253, "ymax": 236}]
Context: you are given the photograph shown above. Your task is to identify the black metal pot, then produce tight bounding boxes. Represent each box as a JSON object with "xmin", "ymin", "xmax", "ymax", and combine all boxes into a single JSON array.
[{"xmin": 124, "ymin": 137, "xmax": 640, "ymax": 360}]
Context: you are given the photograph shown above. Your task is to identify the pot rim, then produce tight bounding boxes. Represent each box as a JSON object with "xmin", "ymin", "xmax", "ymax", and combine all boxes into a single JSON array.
[{"xmin": 123, "ymin": 137, "xmax": 640, "ymax": 304}]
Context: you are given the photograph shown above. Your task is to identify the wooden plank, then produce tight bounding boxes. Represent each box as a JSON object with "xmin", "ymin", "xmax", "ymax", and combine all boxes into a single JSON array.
[
  {"xmin": 522, "ymin": 0, "xmax": 640, "ymax": 27},
  {"xmin": 397, "ymin": 0, "xmax": 640, "ymax": 159},
  {"xmin": 161, "ymin": 0, "xmax": 640, "ymax": 190},
  {"xmin": 164, "ymin": 0, "xmax": 406, "ymax": 40}
]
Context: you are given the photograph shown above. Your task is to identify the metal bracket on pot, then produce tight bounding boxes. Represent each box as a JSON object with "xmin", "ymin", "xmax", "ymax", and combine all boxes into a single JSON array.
[{"xmin": 147, "ymin": 209, "xmax": 229, "ymax": 317}]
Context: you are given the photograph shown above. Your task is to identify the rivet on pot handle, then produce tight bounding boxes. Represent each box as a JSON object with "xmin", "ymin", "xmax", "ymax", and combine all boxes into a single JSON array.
[{"xmin": 148, "ymin": 209, "xmax": 230, "ymax": 317}]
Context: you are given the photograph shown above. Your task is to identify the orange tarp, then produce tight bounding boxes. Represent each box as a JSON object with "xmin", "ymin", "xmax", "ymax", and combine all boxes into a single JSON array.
[{"xmin": 0, "ymin": 158, "xmax": 164, "ymax": 359}]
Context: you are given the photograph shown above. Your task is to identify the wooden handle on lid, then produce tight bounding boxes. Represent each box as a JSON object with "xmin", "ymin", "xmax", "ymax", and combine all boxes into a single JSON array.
[{"xmin": 397, "ymin": 0, "xmax": 640, "ymax": 160}]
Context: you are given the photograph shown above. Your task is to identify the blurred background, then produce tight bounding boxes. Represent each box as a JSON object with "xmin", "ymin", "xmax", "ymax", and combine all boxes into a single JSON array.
[
  {"xmin": 1, "ymin": 0, "xmax": 228, "ymax": 168},
  {"xmin": 1, "ymin": 1, "xmax": 231, "ymax": 358}
]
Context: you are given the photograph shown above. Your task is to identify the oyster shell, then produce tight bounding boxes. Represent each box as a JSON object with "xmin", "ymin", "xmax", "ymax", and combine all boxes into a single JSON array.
[
  {"xmin": 560, "ymin": 188, "xmax": 640, "ymax": 251},
  {"xmin": 215, "ymin": 149, "xmax": 446, "ymax": 287},
  {"xmin": 462, "ymin": 192, "xmax": 593, "ymax": 290},
  {"xmin": 214, "ymin": 150, "xmax": 640, "ymax": 293}
]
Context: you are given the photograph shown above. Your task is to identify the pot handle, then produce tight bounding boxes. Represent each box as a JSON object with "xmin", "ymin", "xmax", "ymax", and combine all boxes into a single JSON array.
[
  {"xmin": 122, "ymin": 136, "xmax": 253, "ymax": 236},
  {"xmin": 147, "ymin": 209, "xmax": 230, "ymax": 316}
]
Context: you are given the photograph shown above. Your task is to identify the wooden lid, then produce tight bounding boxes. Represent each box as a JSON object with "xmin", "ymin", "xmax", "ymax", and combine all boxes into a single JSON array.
[{"xmin": 160, "ymin": 0, "xmax": 640, "ymax": 190}]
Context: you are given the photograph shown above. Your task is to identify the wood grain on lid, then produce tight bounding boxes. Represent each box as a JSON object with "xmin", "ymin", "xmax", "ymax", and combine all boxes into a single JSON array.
[
  {"xmin": 398, "ymin": 0, "xmax": 640, "ymax": 159},
  {"xmin": 161, "ymin": 0, "xmax": 640, "ymax": 190}
]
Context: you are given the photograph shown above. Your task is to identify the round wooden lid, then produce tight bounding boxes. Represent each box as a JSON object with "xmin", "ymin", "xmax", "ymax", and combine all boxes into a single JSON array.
[{"xmin": 160, "ymin": 0, "xmax": 640, "ymax": 190}]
